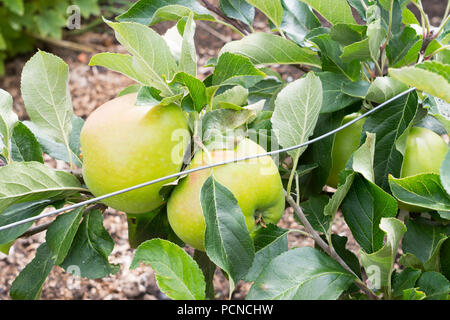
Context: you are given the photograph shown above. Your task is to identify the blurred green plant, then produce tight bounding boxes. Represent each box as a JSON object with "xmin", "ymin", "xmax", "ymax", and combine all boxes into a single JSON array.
[{"xmin": 0, "ymin": 0, "xmax": 127, "ymax": 75}]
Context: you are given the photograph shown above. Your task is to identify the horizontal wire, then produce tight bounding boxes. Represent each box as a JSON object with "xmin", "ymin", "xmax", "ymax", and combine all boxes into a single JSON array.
[{"xmin": 0, "ymin": 87, "xmax": 416, "ymax": 233}]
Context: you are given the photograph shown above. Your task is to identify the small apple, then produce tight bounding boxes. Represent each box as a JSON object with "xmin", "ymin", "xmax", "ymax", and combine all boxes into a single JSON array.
[
  {"xmin": 400, "ymin": 126, "xmax": 448, "ymax": 178},
  {"xmin": 398, "ymin": 126, "xmax": 448, "ymax": 212},
  {"xmin": 167, "ymin": 138, "xmax": 285, "ymax": 251},
  {"xmin": 81, "ymin": 93, "xmax": 190, "ymax": 214},
  {"xmin": 326, "ymin": 112, "xmax": 366, "ymax": 188}
]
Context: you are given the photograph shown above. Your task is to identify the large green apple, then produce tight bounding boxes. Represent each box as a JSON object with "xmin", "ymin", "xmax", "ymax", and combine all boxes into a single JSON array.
[
  {"xmin": 398, "ymin": 126, "xmax": 448, "ymax": 212},
  {"xmin": 326, "ymin": 112, "xmax": 366, "ymax": 188},
  {"xmin": 81, "ymin": 93, "xmax": 190, "ymax": 214},
  {"xmin": 167, "ymin": 138, "xmax": 285, "ymax": 251}
]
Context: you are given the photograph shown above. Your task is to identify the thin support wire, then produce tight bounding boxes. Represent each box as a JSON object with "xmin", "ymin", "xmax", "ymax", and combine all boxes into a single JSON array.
[{"xmin": 0, "ymin": 87, "xmax": 416, "ymax": 232}]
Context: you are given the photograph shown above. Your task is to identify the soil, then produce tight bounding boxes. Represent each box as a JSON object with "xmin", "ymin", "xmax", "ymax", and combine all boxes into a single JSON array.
[{"xmin": 0, "ymin": 1, "xmax": 446, "ymax": 300}]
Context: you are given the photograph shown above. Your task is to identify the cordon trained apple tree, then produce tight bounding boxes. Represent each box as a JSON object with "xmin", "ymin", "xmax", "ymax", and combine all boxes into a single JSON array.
[{"xmin": 0, "ymin": 0, "xmax": 450, "ymax": 300}]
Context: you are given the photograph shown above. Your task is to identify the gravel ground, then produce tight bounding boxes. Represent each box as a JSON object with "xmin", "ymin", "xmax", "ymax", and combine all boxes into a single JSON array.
[{"xmin": 0, "ymin": 0, "xmax": 445, "ymax": 300}]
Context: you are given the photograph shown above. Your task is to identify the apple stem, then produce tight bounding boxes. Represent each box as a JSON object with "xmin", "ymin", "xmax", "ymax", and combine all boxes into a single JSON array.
[{"xmin": 286, "ymin": 193, "xmax": 380, "ymax": 300}]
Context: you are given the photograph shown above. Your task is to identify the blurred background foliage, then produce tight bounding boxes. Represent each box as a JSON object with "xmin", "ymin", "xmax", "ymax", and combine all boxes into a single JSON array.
[{"xmin": 0, "ymin": 0, "xmax": 129, "ymax": 74}]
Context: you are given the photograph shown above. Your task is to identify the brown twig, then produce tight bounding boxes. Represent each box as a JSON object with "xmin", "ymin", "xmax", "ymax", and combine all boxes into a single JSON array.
[{"xmin": 285, "ymin": 194, "xmax": 380, "ymax": 300}]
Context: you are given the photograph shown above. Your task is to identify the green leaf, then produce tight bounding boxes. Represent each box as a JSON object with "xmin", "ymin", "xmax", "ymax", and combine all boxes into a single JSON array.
[
  {"xmin": 193, "ymin": 250, "xmax": 216, "ymax": 300},
  {"xmin": 21, "ymin": 51, "xmax": 73, "ymax": 164},
  {"xmin": 0, "ymin": 162, "xmax": 84, "ymax": 214},
  {"xmin": 341, "ymin": 174, "xmax": 398, "ymax": 253},
  {"xmin": 327, "ymin": 234, "xmax": 362, "ymax": 278},
  {"xmin": 424, "ymin": 97, "xmax": 450, "ymax": 134},
  {"xmin": 362, "ymin": 90, "xmax": 418, "ymax": 191},
  {"xmin": 171, "ymin": 72, "xmax": 207, "ymax": 112},
  {"xmin": 200, "ymin": 176, "xmax": 255, "ymax": 290},
  {"xmin": 347, "ymin": 0, "xmax": 369, "ymax": 21},
  {"xmin": 33, "ymin": 10, "xmax": 66, "ymax": 39},
  {"xmin": 440, "ymin": 239, "xmax": 450, "ymax": 279},
  {"xmin": 212, "ymin": 86, "xmax": 248, "ymax": 110},
  {"xmin": 340, "ymin": 39, "xmax": 371, "ymax": 62},
  {"xmin": 402, "ymin": 288, "xmax": 426, "ymax": 300},
  {"xmin": 402, "ymin": 7, "xmax": 419, "ymax": 26},
  {"xmin": 245, "ymin": 0, "xmax": 283, "ymax": 28},
  {"xmin": 131, "ymin": 238, "xmax": 205, "ymax": 300},
  {"xmin": 60, "ymin": 210, "xmax": 119, "ymax": 279},
  {"xmin": 247, "ymin": 247, "xmax": 355, "ymax": 300},
  {"xmin": 367, "ymin": 13, "xmax": 386, "ymax": 63},
  {"xmin": 10, "ymin": 122, "xmax": 43, "ymax": 163},
  {"xmin": 0, "ymin": 200, "xmax": 53, "ymax": 245},
  {"xmin": 389, "ymin": 62, "xmax": 450, "ymax": 103},
  {"xmin": 201, "ymin": 108, "xmax": 255, "ymax": 143},
  {"xmin": 386, "ymin": 26, "xmax": 420, "ymax": 67},
  {"xmin": 135, "ymin": 86, "xmax": 163, "ymax": 107},
  {"xmin": 0, "ymin": 30, "xmax": 6, "ymax": 50},
  {"xmin": 377, "ymin": 1, "xmax": 402, "ymax": 36},
  {"xmin": 220, "ymin": 0, "xmax": 255, "ymax": 26},
  {"xmin": 89, "ymin": 53, "xmax": 149, "ymax": 85},
  {"xmin": 399, "ymin": 252, "xmax": 425, "ymax": 271},
  {"xmin": 417, "ymin": 61, "xmax": 450, "ymax": 82},
  {"xmin": 245, "ymin": 224, "xmax": 288, "ymax": 282},
  {"xmin": 389, "ymin": 174, "xmax": 450, "ymax": 212},
  {"xmin": 296, "ymin": 163, "xmax": 318, "ymax": 178},
  {"xmin": 402, "ymin": 218, "xmax": 449, "ymax": 272},
  {"xmin": 392, "ymin": 267, "xmax": 422, "ymax": 298},
  {"xmin": 271, "ymin": 72, "xmax": 322, "ymax": 159},
  {"xmin": 359, "ymin": 218, "xmax": 407, "ymax": 290},
  {"xmin": 117, "ymin": 84, "xmax": 141, "ymax": 97},
  {"xmin": 68, "ymin": 115, "xmax": 83, "ymax": 160},
  {"xmin": 416, "ymin": 271, "xmax": 450, "ymax": 300},
  {"xmin": 220, "ymin": 33, "xmax": 320, "ymax": 67},
  {"xmin": 247, "ymin": 76, "xmax": 283, "ymax": 107},
  {"xmin": 351, "ymin": 132, "xmax": 376, "ymax": 183},
  {"xmin": 46, "ymin": 206, "xmax": 85, "ymax": 265},
  {"xmin": 278, "ymin": 0, "xmax": 320, "ymax": 45},
  {"xmin": 316, "ymin": 72, "xmax": 360, "ymax": 113},
  {"xmin": 330, "ymin": 24, "xmax": 366, "ymax": 46},
  {"xmin": 365, "ymin": 76, "xmax": 409, "ymax": 103},
  {"xmin": 301, "ymin": 0, "xmax": 355, "ymax": 25},
  {"xmin": 10, "ymin": 243, "xmax": 55, "ymax": 300},
  {"xmin": 117, "ymin": 0, "xmax": 215, "ymax": 25},
  {"xmin": 2, "ymin": 0, "xmax": 24, "ymax": 15},
  {"xmin": 309, "ymin": 34, "xmax": 360, "ymax": 81},
  {"xmin": 0, "ymin": 88, "xmax": 18, "ymax": 162},
  {"xmin": 212, "ymin": 52, "xmax": 266, "ymax": 88},
  {"xmin": 392, "ymin": 39, "xmax": 423, "ymax": 68},
  {"xmin": 441, "ymin": 150, "xmax": 450, "ymax": 196},
  {"xmin": 73, "ymin": 0, "xmax": 100, "ymax": 18},
  {"xmin": 179, "ymin": 13, "xmax": 197, "ymax": 76},
  {"xmin": 324, "ymin": 172, "xmax": 355, "ymax": 217},
  {"xmin": 24, "ymin": 120, "xmax": 82, "ymax": 167},
  {"xmin": 299, "ymin": 195, "xmax": 330, "ymax": 234},
  {"xmin": 105, "ymin": 20, "xmax": 178, "ymax": 96}
]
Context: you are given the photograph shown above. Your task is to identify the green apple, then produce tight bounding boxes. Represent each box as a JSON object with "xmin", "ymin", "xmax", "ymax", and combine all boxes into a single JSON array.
[
  {"xmin": 167, "ymin": 138, "xmax": 285, "ymax": 251},
  {"xmin": 326, "ymin": 112, "xmax": 366, "ymax": 188},
  {"xmin": 81, "ymin": 93, "xmax": 190, "ymax": 214},
  {"xmin": 400, "ymin": 126, "xmax": 448, "ymax": 178},
  {"xmin": 398, "ymin": 126, "xmax": 448, "ymax": 212}
]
